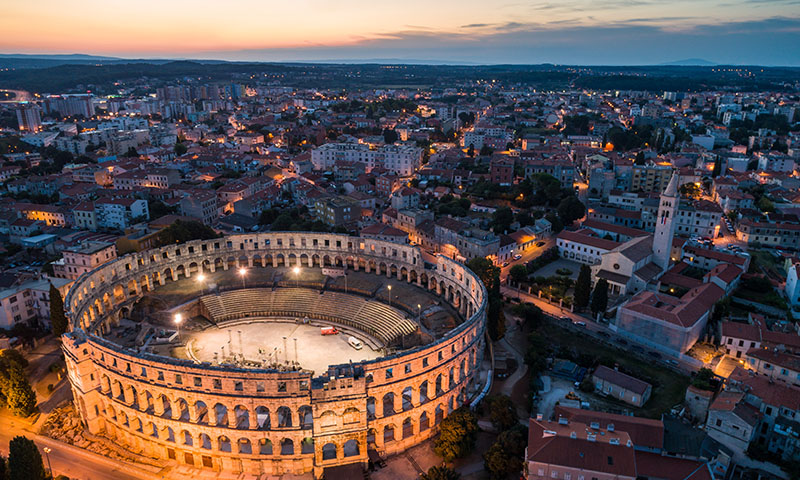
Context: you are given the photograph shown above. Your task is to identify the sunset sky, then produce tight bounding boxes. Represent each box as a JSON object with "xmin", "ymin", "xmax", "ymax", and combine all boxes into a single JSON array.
[{"xmin": 2, "ymin": 0, "xmax": 800, "ymax": 65}]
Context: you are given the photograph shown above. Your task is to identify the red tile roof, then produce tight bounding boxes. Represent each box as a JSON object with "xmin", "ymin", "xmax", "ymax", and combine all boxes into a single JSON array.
[{"xmin": 554, "ymin": 406, "xmax": 664, "ymax": 450}]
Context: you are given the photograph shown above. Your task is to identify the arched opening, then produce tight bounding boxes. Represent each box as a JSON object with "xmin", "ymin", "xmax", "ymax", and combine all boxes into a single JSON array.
[
  {"xmin": 366, "ymin": 397, "xmax": 376, "ymax": 420},
  {"xmin": 280, "ymin": 438, "xmax": 294, "ymax": 455},
  {"xmin": 200, "ymin": 433, "xmax": 212, "ymax": 450},
  {"xmin": 366, "ymin": 429, "xmax": 377, "ymax": 447},
  {"xmin": 382, "ymin": 392, "xmax": 395, "ymax": 417},
  {"xmin": 218, "ymin": 435, "xmax": 231, "ymax": 453},
  {"xmin": 259, "ymin": 438, "xmax": 273, "ymax": 455},
  {"xmin": 176, "ymin": 398, "xmax": 189, "ymax": 421},
  {"xmin": 256, "ymin": 406, "xmax": 271, "ymax": 430},
  {"xmin": 420, "ymin": 412, "xmax": 430, "ymax": 431},
  {"xmin": 322, "ymin": 443, "xmax": 337, "ymax": 461},
  {"xmin": 383, "ymin": 425, "xmax": 395, "ymax": 444},
  {"xmin": 182, "ymin": 430, "xmax": 193, "ymax": 446},
  {"xmin": 402, "ymin": 417, "xmax": 414, "ymax": 438},
  {"xmin": 194, "ymin": 400, "xmax": 209, "ymax": 425},
  {"xmin": 299, "ymin": 405, "xmax": 313, "ymax": 429},
  {"xmin": 214, "ymin": 403, "xmax": 228, "ymax": 427},
  {"xmin": 435, "ymin": 405, "xmax": 444, "ymax": 425},
  {"xmin": 419, "ymin": 382, "xmax": 429, "ymax": 405},
  {"xmin": 343, "ymin": 439, "xmax": 360, "ymax": 457},
  {"xmin": 402, "ymin": 387, "xmax": 414, "ymax": 411},
  {"xmin": 301, "ymin": 437, "xmax": 314, "ymax": 454},
  {"xmin": 234, "ymin": 405, "xmax": 249, "ymax": 429},
  {"xmin": 277, "ymin": 406, "xmax": 293, "ymax": 428},
  {"xmin": 238, "ymin": 438, "xmax": 252, "ymax": 454},
  {"xmin": 435, "ymin": 374, "xmax": 444, "ymax": 396},
  {"xmin": 164, "ymin": 426, "xmax": 175, "ymax": 442}
]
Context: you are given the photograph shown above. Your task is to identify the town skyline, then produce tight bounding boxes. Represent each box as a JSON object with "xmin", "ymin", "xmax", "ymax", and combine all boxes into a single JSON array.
[{"xmin": 2, "ymin": 0, "xmax": 800, "ymax": 65}]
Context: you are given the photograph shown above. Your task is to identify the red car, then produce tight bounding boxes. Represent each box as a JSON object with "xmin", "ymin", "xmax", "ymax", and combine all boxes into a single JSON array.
[{"xmin": 320, "ymin": 327, "xmax": 339, "ymax": 335}]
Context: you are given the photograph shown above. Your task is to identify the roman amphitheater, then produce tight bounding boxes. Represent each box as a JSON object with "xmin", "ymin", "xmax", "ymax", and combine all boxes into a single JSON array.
[{"xmin": 62, "ymin": 232, "xmax": 488, "ymax": 478}]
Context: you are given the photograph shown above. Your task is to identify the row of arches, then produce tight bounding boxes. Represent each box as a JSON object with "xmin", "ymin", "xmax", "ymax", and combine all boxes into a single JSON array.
[{"xmin": 102, "ymin": 376, "xmax": 313, "ymax": 431}]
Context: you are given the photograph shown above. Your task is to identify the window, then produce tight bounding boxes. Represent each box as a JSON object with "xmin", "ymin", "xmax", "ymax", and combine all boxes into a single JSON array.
[
  {"xmin": 256, "ymin": 382, "xmax": 265, "ymax": 392},
  {"xmin": 175, "ymin": 374, "xmax": 182, "ymax": 385},
  {"xmin": 234, "ymin": 381, "xmax": 243, "ymax": 391},
  {"xmin": 422, "ymin": 358, "xmax": 429, "ymax": 368},
  {"xmin": 194, "ymin": 377, "xmax": 202, "ymax": 387},
  {"xmin": 278, "ymin": 382, "xmax": 287, "ymax": 392},
  {"xmin": 385, "ymin": 368, "xmax": 393, "ymax": 379},
  {"xmin": 716, "ymin": 419, "xmax": 722, "ymax": 427},
  {"xmin": 213, "ymin": 379, "xmax": 222, "ymax": 389}
]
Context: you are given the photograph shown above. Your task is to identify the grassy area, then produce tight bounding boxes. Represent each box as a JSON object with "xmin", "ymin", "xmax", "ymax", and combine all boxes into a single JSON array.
[
  {"xmin": 540, "ymin": 321, "xmax": 690, "ymax": 419},
  {"xmin": 750, "ymin": 250, "xmax": 784, "ymax": 278}
]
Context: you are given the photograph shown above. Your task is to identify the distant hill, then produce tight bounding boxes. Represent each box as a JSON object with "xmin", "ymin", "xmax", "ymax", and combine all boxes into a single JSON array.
[
  {"xmin": 659, "ymin": 58, "xmax": 717, "ymax": 66},
  {"xmin": 0, "ymin": 53, "xmax": 180, "ymax": 69}
]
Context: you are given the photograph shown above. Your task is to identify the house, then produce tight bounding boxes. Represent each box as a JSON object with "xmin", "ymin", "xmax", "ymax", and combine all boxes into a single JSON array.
[
  {"xmin": 592, "ymin": 365, "xmax": 653, "ymax": 407},
  {"xmin": 51, "ymin": 241, "xmax": 117, "ymax": 280},
  {"xmin": 705, "ymin": 391, "xmax": 759, "ymax": 454},
  {"xmin": 95, "ymin": 198, "xmax": 149, "ymax": 230},
  {"xmin": 616, "ymin": 282, "xmax": 725, "ymax": 354},
  {"xmin": 359, "ymin": 224, "xmax": 408, "ymax": 244}
]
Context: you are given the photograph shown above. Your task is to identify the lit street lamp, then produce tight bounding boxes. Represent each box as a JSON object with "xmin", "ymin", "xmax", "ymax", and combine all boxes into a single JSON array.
[
  {"xmin": 417, "ymin": 304, "xmax": 422, "ymax": 328},
  {"xmin": 197, "ymin": 273, "xmax": 206, "ymax": 295},
  {"xmin": 238, "ymin": 267, "xmax": 247, "ymax": 288},
  {"xmin": 174, "ymin": 313, "xmax": 183, "ymax": 342},
  {"xmin": 387, "ymin": 284, "xmax": 392, "ymax": 304},
  {"xmin": 42, "ymin": 447, "xmax": 52, "ymax": 477}
]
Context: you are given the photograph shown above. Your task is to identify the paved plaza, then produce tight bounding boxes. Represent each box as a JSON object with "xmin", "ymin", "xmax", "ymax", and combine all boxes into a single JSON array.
[{"xmin": 186, "ymin": 320, "xmax": 382, "ymax": 375}]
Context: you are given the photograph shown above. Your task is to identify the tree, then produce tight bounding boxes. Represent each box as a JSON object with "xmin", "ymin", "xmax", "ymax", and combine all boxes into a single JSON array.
[
  {"xmin": 557, "ymin": 196, "xmax": 586, "ymax": 226},
  {"xmin": 574, "ymin": 264, "xmax": 592, "ymax": 310},
  {"xmin": 467, "ymin": 144, "xmax": 475, "ymax": 158},
  {"xmin": 634, "ymin": 151, "xmax": 645, "ymax": 165},
  {"xmin": 509, "ymin": 265, "xmax": 528, "ymax": 285},
  {"xmin": 483, "ymin": 424, "xmax": 529, "ymax": 480},
  {"xmin": 1, "ymin": 367, "xmax": 37, "ymax": 417},
  {"xmin": 466, "ymin": 258, "xmax": 504, "ymax": 340},
  {"xmin": 155, "ymin": 220, "xmax": 221, "ymax": 246},
  {"xmin": 49, "ymin": 284, "xmax": 68, "ymax": 337},
  {"xmin": 678, "ymin": 183, "xmax": 702, "ymax": 200},
  {"xmin": 484, "ymin": 395, "xmax": 518, "ymax": 431},
  {"xmin": 383, "ymin": 128, "xmax": 398, "ymax": 144},
  {"xmin": 590, "ymin": 279, "xmax": 609, "ymax": 316},
  {"xmin": 712, "ymin": 156, "xmax": 722, "ymax": 177},
  {"xmin": 8, "ymin": 436, "xmax": 46, "ymax": 480},
  {"xmin": 420, "ymin": 466, "xmax": 461, "ymax": 480},
  {"xmin": 124, "ymin": 146, "xmax": 138, "ymax": 158},
  {"xmin": 491, "ymin": 207, "xmax": 514, "ymax": 234},
  {"xmin": 434, "ymin": 407, "xmax": 478, "ymax": 462},
  {"xmin": 479, "ymin": 145, "xmax": 494, "ymax": 157},
  {"xmin": 174, "ymin": 142, "xmax": 188, "ymax": 156},
  {"xmin": 0, "ymin": 454, "xmax": 7, "ymax": 480}
]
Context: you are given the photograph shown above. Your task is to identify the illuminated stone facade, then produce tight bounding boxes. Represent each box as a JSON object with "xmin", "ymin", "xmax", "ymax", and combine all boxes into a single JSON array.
[{"xmin": 62, "ymin": 233, "xmax": 487, "ymax": 478}]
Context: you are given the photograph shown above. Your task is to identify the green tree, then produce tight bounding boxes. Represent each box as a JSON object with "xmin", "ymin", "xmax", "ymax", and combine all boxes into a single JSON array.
[
  {"xmin": 383, "ymin": 128, "xmax": 398, "ymax": 144},
  {"xmin": 557, "ymin": 196, "xmax": 586, "ymax": 226},
  {"xmin": 712, "ymin": 156, "xmax": 722, "ymax": 177},
  {"xmin": 679, "ymin": 183, "xmax": 702, "ymax": 199},
  {"xmin": 757, "ymin": 196, "xmax": 775, "ymax": 213},
  {"xmin": 590, "ymin": 278, "xmax": 609, "ymax": 316},
  {"xmin": 8, "ymin": 436, "xmax": 46, "ymax": 480},
  {"xmin": 155, "ymin": 220, "xmax": 221, "ymax": 246},
  {"xmin": 467, "ymin": 144, "xmax": 475, "ymax": 158},
  {"xmin": 491, "ymin": 207, "xmax": 514, "ymax": 234},
  {"xmin": 420, "ymin": 465, "xmax": 461, "ymax": 480},
  {"xmin": 574, "ymin": 264, "xmax": 592, "ymax": 310},
  {"xmin": 483, "ymin": 424, "xmax": 529, "ymax": 480},
  {"xmin": 434, "ymin": 407, "xmax": 479, "ymax": 462},
  {"xmin": 0, "ymin": 454, "xmax": 8, "ymax": 480},
  {"xmin": 509, "ymin": 265, "xmax": 528, "ymax": 285},
  {"xmin": 49, "ymin": 284, "xmax": 68, "ymax": 337},
  {"xmin": 174, "ymin": 142, "xmax": 188, "ymax": 156},
  {"xmin": 0, "ymin": 366, "xmax": 37, "ymax": 417},
  {"xmin": 484, "ymin": 395, "xmax": 518, "ymax": 431},
  {"xmin": 466, "ymin": 258, "xmax": 505, "ymax": 340}
]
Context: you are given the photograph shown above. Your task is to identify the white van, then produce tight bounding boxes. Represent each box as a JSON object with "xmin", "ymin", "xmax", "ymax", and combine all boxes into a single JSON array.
[{"xmin": 348, "ymin": 336, "xmax": 363, "ymax": 350}]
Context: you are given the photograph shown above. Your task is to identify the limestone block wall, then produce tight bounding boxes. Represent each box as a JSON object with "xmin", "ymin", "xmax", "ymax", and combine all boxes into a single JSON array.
[{"xmin": 62, "ymin": 233, "xmax": 487, "ymax": 477}]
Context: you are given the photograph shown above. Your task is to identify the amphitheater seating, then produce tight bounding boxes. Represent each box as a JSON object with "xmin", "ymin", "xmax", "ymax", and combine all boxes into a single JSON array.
[{"xmin": 198, "ymin": 288, "xmax": 417, "ymax": 345}]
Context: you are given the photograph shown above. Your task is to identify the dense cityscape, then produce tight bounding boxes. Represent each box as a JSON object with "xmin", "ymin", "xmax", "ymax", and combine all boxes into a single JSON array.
[{"xmin": 0, "ymin": 10, "xmax": 799, "ymax": 480}]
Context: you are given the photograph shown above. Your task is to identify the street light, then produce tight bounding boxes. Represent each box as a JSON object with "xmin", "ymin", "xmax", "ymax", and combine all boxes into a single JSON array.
[
  {"xmin": 417, "ymin": 304, "xmax": 422, "ymax": 328},
  {"xmin": 238, "ymin": 267, "xmax": 247, "ymax": 288},
  {"xmin": 293, "ymin": 266, "xmax": 301, "ymax": 287},
  {"xmin": 387, "ymin": 284, "xmax": 392, "ymax": 304},
  {"xmin": 174, "ymin": 313, "xmax": 183, "ymax": 342},
  {"xmin": 196, "ymin": 273, "xmax": 206, "ymax": 295},
  {"xmin": 42, "ymin": 447, "xmax": 52, "ymax": 477}
]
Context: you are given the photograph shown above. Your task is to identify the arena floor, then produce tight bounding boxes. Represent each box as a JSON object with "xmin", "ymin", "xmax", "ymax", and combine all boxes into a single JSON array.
[{"xmin": 185, "ymin": 320, "xmax": 382, "ymax": 375}]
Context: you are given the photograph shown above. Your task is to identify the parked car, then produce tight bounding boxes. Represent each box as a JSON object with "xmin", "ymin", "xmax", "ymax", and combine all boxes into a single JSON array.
[
  {"xmin": 574, "ymin": 321, "xmax": 587, "ymax": 327},
  {"xmin": 513, "ymin": 254, "xmax": 522, "ymax": 260},
  {"xmin": 348, "ymin": 336, "xmax": 363, "ymax": 350},
  {"xmin": 536, "ymin": 241, "xmax": 546, "ymax": 247}
]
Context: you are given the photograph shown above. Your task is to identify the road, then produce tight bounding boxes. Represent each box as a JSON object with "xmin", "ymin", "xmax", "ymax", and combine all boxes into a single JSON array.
[
  {"xmin": 499, "ymin": 238, "xmax": 554, "ymax": 282},
  {"xmin": 0, "ymin": 413, "xmax": 161, "ymax": 480},
  {"xmin": 0, "ymin": 89, "xmax": 33, "ymax": 103},
  {"xmin": 500, "ymin": 286, "xmax": 702, "ymax": 373}
]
